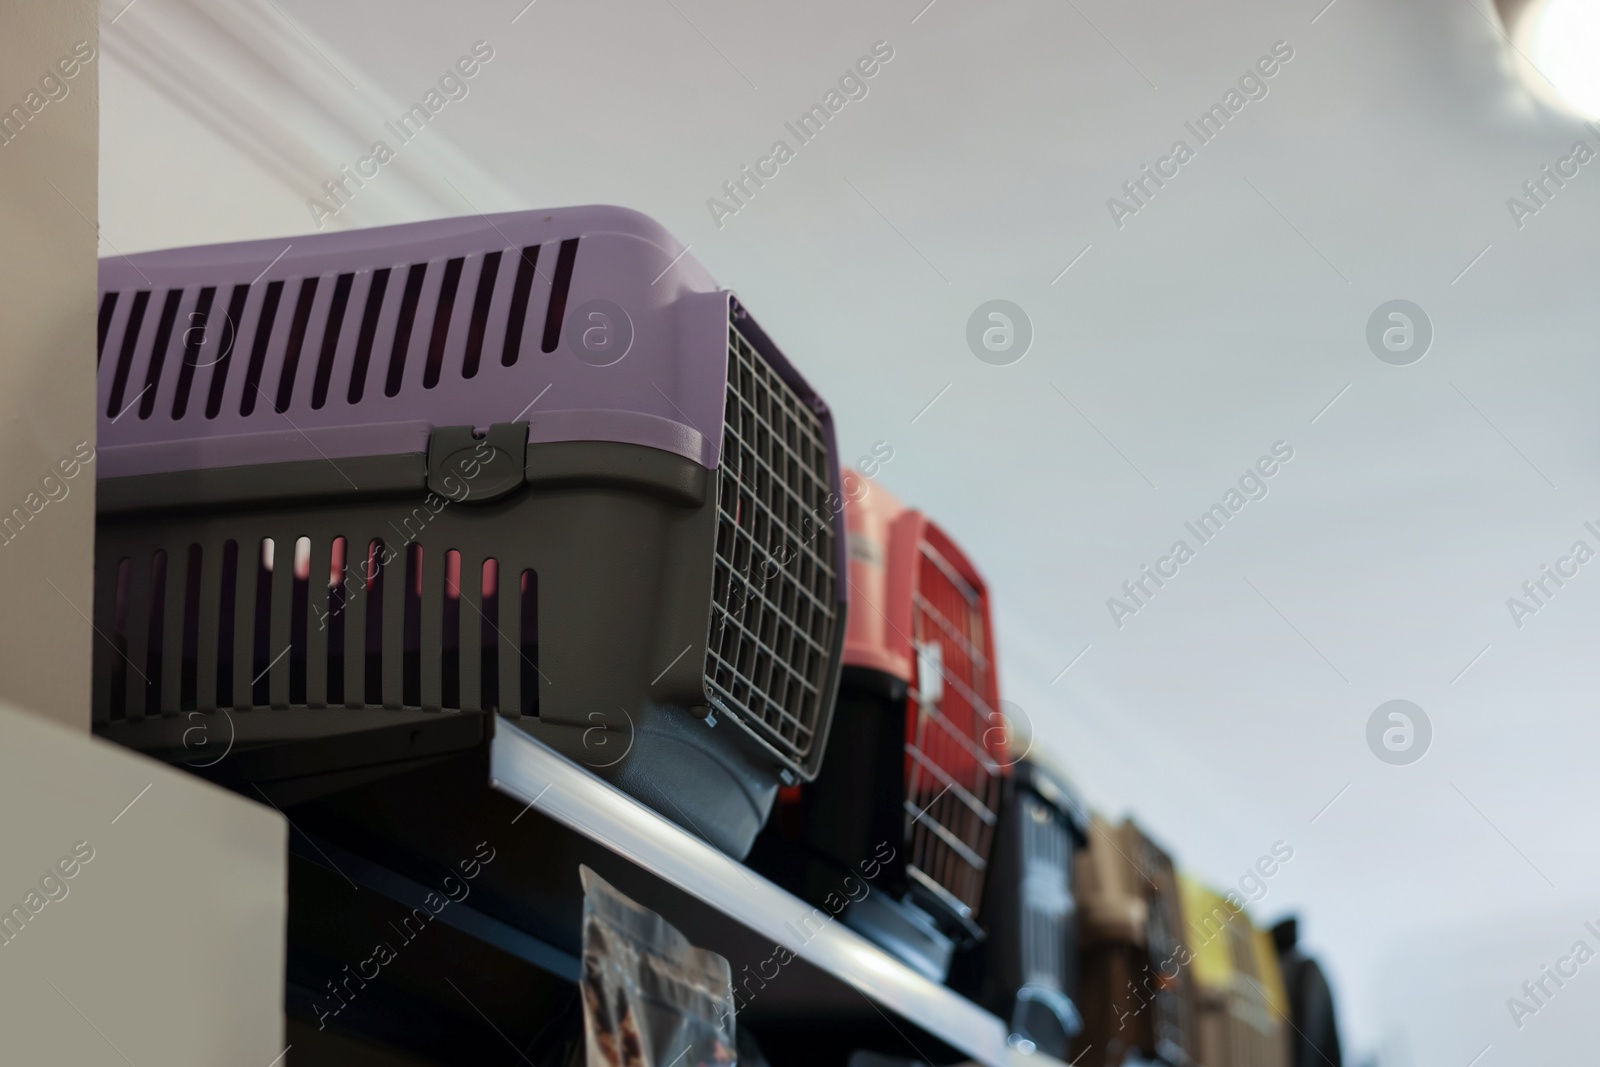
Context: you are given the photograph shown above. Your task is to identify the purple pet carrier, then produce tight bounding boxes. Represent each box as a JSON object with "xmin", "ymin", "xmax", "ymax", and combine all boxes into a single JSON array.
[{"xmin": 93, "ymin": 206, "xmax": 848, "ymax": 858}]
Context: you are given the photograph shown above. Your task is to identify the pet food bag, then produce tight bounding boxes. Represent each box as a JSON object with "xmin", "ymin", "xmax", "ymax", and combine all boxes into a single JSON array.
[{"xmin": 579, "ymin": 865, "xmax": 737, "ymax": 1067}]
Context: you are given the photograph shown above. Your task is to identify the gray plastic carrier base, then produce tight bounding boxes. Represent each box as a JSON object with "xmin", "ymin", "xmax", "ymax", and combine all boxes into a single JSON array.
[
  {"xmin": 844, "ymin": 888, "xmax": 956, "ymax": 983},
  {"xmin": 93, "ymin": 433, "xmax": 843, "ymax": 859}
]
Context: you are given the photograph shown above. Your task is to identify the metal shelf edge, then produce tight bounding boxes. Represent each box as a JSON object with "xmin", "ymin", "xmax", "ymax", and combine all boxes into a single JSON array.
[{"xmin": 488, "ymin": 721, "xmax": 1062, "ymax": 1067}]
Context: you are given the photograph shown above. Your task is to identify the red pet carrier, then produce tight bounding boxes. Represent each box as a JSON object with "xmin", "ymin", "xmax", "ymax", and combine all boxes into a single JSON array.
[{"xmin": 751, "ymin": 474, "xmax": 1009, "ymax": 981}]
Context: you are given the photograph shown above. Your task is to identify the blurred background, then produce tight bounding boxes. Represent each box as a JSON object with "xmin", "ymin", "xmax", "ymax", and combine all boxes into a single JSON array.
[{"xmin": 97, "ymin": 0, "xmax": 1600, "ymax": 1062}]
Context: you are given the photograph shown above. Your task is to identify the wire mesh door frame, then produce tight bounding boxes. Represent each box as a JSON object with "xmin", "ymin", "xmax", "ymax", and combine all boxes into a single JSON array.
[{"xmin": 903, "ymin": 527, "xmax": 1005, "ymax": 921}]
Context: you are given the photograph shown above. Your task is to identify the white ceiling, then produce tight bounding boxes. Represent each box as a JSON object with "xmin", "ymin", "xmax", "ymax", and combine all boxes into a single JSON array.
[{"xmin": 99, "ymin": 0, "xmax": 1600, "ymax": 1061}]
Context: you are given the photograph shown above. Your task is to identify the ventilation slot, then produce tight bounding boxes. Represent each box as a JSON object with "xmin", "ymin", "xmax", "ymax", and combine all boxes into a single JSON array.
[
  {"xmin": 502, "ymin": 245, "xmax": 539, "ymax": 367},
  {"xmin": 106, "ymin": 290, "xmax": 151, "ymax": 419},
  {"xmin": 462, "ymin": 251, "xmax": 501, "ymax": 379},
  {"xmin": 346, "ymin": 268, "xmax": 390, "ymax": 404},
  {"xmin": 480, "ymin": 558, "xmax": 500, "ymax": 712},
  {"xmin": 540, "ymin": 238, "xmax": 579, "ymax": 353},
  {"xmin": 289, "ymin": 536, "xmax": 310, "ymax": 704},
  {"xmin": 240, "ymin": 280, "xmax": 285, "ymax": 417},
  {"xmin": 441, "ymin": 548, "xmax": 462, "ymax": 709},
  {"xmin": 171, "ymin": 286, "xmax": 217, "ymax": 420},
  {"xmin": 423, "ymin": 257, "xmax": 465, "ymax": 389},
  {"xmin": 363, "ymin": 539, "xmax": 388, "ymax": 706},
  {"xmin": 216, "ymin": 540, "xmax": 239, "ymax": 706},
  {"xmin": 206, "ymin": 284, "xmax": 251, "ymax": 419},
  {"xmin": 385, "ymin": 263, "xmax": 428, "ymax": 397},
  {"xmin": 97, "ymin": 292, "xmax": 118, "ymax": 365},
  {"xmin": 310, "ymin": 273, "xmax": 355, "ymax": 410},
  {"xmin": 179, "ymin": 543, "xmax": 202, "ymax": 709},
  {"xmin": 403, "ymin": 544, "xmax": 423, "ymax": 707},
  {"xmin": 520, "ymin": 569, "xmax": 539, "ymax": 717},
  {"xmin": 138, "ymin": 290, "xmax": 183, "ymax": 420},
  {"xmin": 274, "ymin": 278, "xmax": 320, "ymax": 413},
  {"xmin": 251, "ymin": 538, "xmax": 275, "ymax": 706},
  {"xmin": 144, "ymin": 550, "xmax": 170, "ymax": 715},
  {"xmin": 326, "ymin": 536, "xmax": 348, "ymax": 705},
  {"xmin": 104, "ymin": 558, "xmax": 132, "ymax": 720}
]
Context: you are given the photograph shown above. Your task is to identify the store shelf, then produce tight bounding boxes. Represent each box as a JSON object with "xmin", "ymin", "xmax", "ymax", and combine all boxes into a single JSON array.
[{"xmin": 489, "ymin": 721, "xmax": 1064, "ymax": 1067}]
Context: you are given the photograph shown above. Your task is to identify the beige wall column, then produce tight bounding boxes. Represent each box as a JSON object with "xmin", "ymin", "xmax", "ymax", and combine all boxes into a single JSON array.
[
  {"xmin": 0, "ymin": 701, "xmax": 289, "ymax": 1064},
  {"xmin": 0, "ymin": 0, "xmax": 99, "ymax": 729}
]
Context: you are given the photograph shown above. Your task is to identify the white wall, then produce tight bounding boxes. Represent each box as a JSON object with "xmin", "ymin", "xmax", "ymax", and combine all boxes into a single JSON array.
[{"xmin": 1365, "ymin": 902, "xmax": 1600, "ymax": 1067}]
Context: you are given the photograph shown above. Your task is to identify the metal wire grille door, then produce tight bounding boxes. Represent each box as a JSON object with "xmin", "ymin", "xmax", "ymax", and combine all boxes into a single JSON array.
[
  {"xmin": 1019, "ymin": 794, "xmax": 1073, "ymax": 989},
  {"xmin": 1143, "ymin": 840, "xmax": 1198, "ymax": 1066},
  {"xmin": 706, "ymin": 323, "xmax": 840, "ymax": 775},
  {"xmin": 903, "ymin": 536, "xmax": 1005, "ymax": 919}
]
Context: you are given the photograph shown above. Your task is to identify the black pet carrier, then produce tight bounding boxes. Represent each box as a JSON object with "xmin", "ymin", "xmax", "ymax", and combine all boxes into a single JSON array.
[
  {"xmin": 952, "ymin": 759, "xmax": 1087, "ymax": 1058},
  {"xmin": 1272, "ymin": 918, "xmax": 1343, "ymax": 1067}
]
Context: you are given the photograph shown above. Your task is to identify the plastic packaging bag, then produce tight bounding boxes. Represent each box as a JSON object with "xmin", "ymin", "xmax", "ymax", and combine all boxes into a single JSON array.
[{"xmin": 579, "ymin": 865, "xmax": 738, "ymax": 1067}]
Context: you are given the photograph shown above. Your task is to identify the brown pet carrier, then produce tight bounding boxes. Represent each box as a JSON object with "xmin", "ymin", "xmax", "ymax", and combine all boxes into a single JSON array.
[{"xmin": 1072, "ymin": 817, "xmax": 1200, "ymax": 1067}]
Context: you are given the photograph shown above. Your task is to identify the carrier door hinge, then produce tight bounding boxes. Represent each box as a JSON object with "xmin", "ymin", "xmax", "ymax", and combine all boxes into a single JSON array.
[{"xmin": 427, "ymin": 423, "xmax": 528, "ymax": 503}]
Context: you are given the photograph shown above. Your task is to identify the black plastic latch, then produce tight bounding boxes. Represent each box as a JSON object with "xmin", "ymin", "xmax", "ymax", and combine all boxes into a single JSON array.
[{"xmin": 427, "ymin": 423, "xmax": 528, "ymax": 504}]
